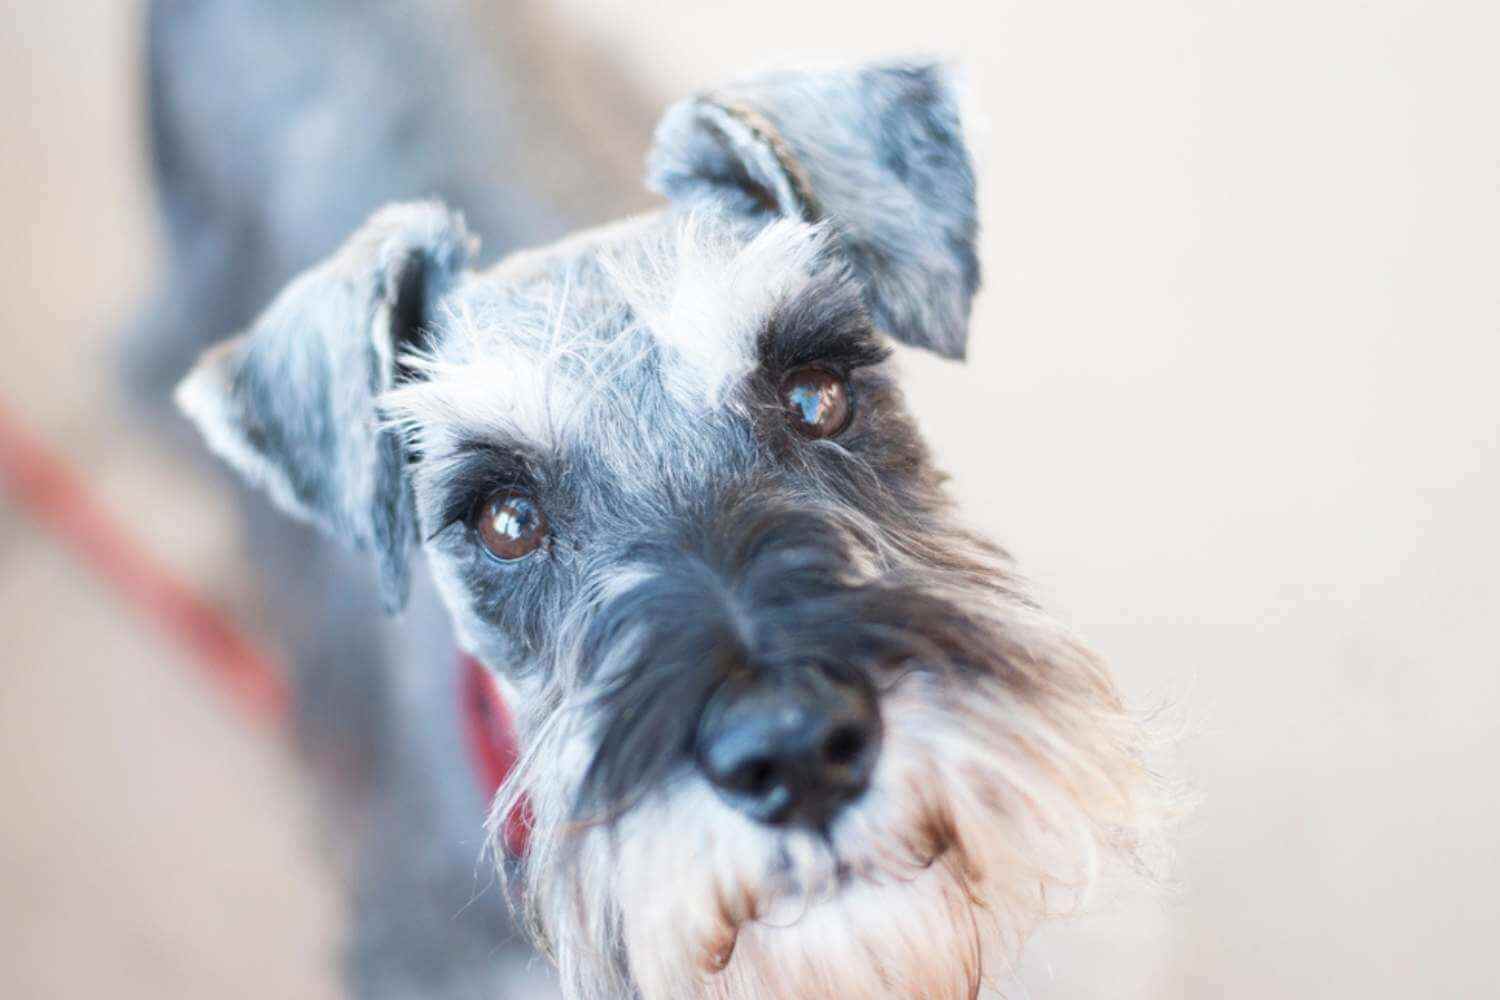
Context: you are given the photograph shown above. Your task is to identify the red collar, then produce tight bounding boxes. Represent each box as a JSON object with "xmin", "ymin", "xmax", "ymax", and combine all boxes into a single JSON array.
[{"xmin": 460, "ymin": 654, "xmax": 530, "ymax": 856}]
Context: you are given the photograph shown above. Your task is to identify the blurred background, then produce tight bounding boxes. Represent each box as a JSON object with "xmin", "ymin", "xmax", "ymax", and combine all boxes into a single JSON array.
[{"xmin": 2, "ymin": 1, "xmax": 1496, "ymax": 997}]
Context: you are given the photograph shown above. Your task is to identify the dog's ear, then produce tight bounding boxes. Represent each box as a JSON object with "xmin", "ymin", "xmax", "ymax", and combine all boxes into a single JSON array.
[
  {"xmin": 175, "ymin": 202, "xmax": 474, "ymax": 612},
  {"xmin": 648, "ymin": 60, "xmax": 980, "ymax": 359}
]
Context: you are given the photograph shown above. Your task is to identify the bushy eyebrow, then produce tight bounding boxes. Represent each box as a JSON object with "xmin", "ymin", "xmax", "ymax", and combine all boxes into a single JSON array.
[
  {"xmin": 757, "ymin": 267, "xmax": 890, "ymax": 374},
  {"xmin": 429, "ymin": 439, "xmax": 540, "ymax": 538}
]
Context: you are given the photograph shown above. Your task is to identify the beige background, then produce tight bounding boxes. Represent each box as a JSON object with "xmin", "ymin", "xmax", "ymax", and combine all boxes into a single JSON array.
[{"xmin": 3, "ymin": 1, "xmax": 1497, "ymax": 997}]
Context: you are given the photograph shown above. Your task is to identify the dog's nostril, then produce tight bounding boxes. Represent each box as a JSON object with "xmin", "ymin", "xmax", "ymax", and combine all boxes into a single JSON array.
[
  {"xmin": 734, "ymin": 757, "xmax": 778, "ymax": 797},
  {"xmin": 822, "ymin": 724, "xmax": 867, "ymax": 768}
]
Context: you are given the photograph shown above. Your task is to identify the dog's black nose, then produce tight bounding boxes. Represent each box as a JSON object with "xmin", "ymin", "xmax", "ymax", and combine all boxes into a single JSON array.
[{"xmin": 696, "ymin": 674, "xmax": 880, "ymax": 829}]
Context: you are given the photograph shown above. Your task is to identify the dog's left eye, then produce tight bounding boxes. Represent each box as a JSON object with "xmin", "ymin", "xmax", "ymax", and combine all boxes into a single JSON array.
[
  {"xmin": 474, "ymin": 490, "xmax": 548, "ymax": 561},
  {"xmin": 779, "ymin": 366, "xmax": 852, "ymax": 439}
]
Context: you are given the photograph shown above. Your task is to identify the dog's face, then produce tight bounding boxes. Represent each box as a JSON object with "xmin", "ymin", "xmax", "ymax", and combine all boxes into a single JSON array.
[{"xmin": 179, "ymin": 62, "xmax": 1168, "ymax": 999}]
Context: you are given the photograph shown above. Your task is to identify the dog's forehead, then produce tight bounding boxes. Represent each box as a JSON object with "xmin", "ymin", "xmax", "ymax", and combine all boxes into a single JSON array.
[{"xmin": 384, "ymin": 210, "xmax": 834, "ymax": 461}]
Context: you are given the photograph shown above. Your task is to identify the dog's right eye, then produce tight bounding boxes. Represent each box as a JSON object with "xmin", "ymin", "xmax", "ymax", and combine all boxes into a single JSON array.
[{"xmin": 474, "ymin": 490, "xmax": 549, "ymax": 561}]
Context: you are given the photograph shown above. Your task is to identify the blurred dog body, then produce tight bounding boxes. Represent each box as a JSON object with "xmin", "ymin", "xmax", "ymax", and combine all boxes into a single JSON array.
[{"xmin": 131, "ymin": 2, "xmax": 577, "ymax": 997}]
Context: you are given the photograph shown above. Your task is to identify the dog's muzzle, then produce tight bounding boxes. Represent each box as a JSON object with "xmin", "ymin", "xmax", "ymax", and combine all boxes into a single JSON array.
[{"xmin": 576, "ymin": 499, "xmax": 903, "ymax": 831}]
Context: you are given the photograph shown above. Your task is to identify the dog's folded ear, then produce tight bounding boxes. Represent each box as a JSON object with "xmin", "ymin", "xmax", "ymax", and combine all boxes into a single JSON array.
[
  {"xmin": 175, "ymin": 202, "xmax": 474, "ymax": 612},
  {"xmin": 648, "ymin": 60, "xmax": 981, "ymax": 359}
]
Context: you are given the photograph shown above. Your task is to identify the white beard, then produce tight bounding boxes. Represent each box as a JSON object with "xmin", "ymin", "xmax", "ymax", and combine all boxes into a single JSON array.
[{"xmin": 496, "ymin": 624, "xmax": 1175, "ymax": 1000}]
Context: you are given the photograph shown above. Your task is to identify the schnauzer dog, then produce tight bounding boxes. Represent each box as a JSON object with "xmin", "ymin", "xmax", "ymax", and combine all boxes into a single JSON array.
[{"xmin": 177, "ymin": 52, "xmax": 1169, "ymax": 999}]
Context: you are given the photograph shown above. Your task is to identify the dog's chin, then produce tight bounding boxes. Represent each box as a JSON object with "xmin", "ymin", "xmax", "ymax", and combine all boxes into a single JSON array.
[
  {"xmin": 700, "ymin": 850, "xmax": 986, "ymax": 1000},
  {"xmin": 609, "ymin": 785, "xmax": 983, "ymax": 1000}
]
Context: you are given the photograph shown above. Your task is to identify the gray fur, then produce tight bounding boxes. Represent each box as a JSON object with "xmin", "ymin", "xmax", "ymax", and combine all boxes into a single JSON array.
[
  {"xmin": 175, "ymin": 48, "xmax": 1173, "ymax": 1000},
  {"xmin": 649, "ymin": 61, "xmax": 981, "ymax": 358}
]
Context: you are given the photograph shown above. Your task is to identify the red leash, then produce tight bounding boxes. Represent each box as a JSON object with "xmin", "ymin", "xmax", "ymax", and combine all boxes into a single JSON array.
[
  {"xmin": 0, "ymin": 399, "xmax": 288, "ymax": 722},
  {"xmin": 0, "ymin": 398, "xmax": 524, "ymax": 850}
]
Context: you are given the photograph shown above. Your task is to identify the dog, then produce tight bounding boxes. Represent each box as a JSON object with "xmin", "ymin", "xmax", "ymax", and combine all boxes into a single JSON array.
[{"xmin": 174, "ymin": 47, "xmax": 1172, "ymax": 1000}]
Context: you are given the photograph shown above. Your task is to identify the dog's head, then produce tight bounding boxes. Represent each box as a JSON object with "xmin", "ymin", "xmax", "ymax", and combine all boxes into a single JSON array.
[{"xmin": 179, "ymin": 61, "xmax": 1170, "ymax": 999}]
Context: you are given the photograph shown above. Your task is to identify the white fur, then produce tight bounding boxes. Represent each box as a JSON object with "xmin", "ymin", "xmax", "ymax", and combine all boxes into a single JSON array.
[
  {"xmin": 383, "ymin": 269, "xmax": 605, "ymax": 454},
  {"xmin": 599, "ymin": 214, "xmax": 832, "ymax": 411}
]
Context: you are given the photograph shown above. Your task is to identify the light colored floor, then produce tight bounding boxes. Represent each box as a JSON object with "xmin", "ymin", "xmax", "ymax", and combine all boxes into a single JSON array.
[{"xmin": 3, "ymin": 2, "xmax": 1498, "ymax": 998}]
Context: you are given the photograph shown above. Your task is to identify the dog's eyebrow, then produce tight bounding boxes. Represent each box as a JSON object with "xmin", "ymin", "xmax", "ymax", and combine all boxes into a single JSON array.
[
  {"xmin": 429, "ymin": 439, "xmax": 540, "ymax": 537},
  {"xmin": 757, "ymin": 268, "xmax": 890, "ymax": 374}
]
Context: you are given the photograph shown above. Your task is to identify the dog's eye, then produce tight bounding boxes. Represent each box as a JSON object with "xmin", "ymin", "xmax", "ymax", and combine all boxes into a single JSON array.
[
  {"xmin": 475, "ymin": 491, "xmax": 548, "ymax": 561},
  {"xmin": 779, "ymin": 366, "xmax": 852, "ymax": 439}
]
